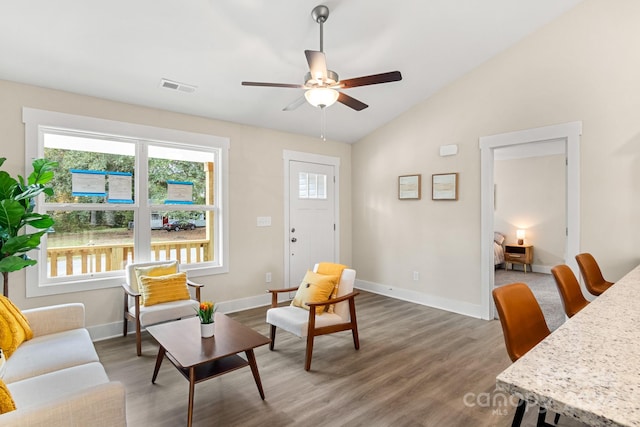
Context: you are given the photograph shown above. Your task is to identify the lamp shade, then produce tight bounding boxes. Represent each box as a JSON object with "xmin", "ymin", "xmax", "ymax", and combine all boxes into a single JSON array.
[{"xmin": 305, "ymin": 88, "xmax": 339, "ymax": 108}]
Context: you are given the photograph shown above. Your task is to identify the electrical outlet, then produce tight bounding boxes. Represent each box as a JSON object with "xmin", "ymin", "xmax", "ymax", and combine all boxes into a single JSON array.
[
  {"xmin": 266, "ymin": 272, "xmax": 272, "ymax": 283},
  {"xmin": 413, "ymin": 271, "xmax": 419, "ymax": 281}
]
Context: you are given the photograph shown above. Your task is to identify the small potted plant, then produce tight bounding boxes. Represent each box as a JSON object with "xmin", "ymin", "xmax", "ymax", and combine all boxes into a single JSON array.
[{"xmin": 196, "ymin": 301, "xmax": 216, "ymax": 338}]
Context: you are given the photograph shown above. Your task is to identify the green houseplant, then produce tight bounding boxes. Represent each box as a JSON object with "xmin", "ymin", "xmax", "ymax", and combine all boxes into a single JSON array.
[{"xmin": 0, "ymin": 157, "xmax": 57, "ymax": 297}]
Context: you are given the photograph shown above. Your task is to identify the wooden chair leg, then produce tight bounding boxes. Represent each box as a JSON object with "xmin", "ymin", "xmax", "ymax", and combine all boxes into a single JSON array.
[
  {"xmin": 122, "ymin": 294, "xmax": 128, "ymax": 337},
  {"xmin": 349, "ymin": 300, "xmax": 360, "ymax": 349},
  {"xmin": 269, "ymin": 325, "xmax": 276, "ymax": 351},
  {"xmin": 511, "ymin": 399, "xmax": 526, "ymax": 427},
  {"xmin": 136, "ymin": 318, "xmax": 142, "ymax": 357},
  {"xmin": 304, "ymin": 333, "xmax": 315, "ymax": 371}
]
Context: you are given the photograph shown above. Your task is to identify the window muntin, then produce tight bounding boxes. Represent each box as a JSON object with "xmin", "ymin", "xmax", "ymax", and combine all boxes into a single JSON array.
[{"xmin": 298, "ymin": 172, "xmax": 327, "ymax": 200}]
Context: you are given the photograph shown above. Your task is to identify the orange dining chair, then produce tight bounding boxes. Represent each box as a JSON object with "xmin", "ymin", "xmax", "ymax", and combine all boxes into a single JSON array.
[
  {"xmin": 575, "ymin": 253, "xmax": 614, "ymax": 296},
  {"xmin": 551, "ymin": 264, "xmax": 589, "ymax": 318},
  {"xmin": 493, "ymin": 283, "xmax": 560, "ymax": 427}
]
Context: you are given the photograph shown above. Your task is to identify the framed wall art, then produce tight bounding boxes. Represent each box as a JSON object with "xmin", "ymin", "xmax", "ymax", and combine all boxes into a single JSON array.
[
  {"xmin": 398, "ymin": 174, "xmax": 421, "ymax": 200},
  {"xmin": 432, "ymin": 172, "xmax": 458, "ymax": 201}
]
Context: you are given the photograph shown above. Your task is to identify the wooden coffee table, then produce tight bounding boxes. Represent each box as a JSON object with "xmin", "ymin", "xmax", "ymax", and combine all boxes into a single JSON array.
[{"xmin": 146, "ymin": 313, "xmax": 270, "ymax": 426}]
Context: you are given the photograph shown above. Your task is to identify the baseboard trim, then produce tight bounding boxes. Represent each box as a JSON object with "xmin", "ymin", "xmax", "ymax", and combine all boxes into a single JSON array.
[
  {"xmin": 355, "ymin": 279, "xmax": 484, "ymax": 319},
  {"xmin": 89, "ymin": 292, "xmax": 280, "ymax": 342},
  {"xmin": 88, "ymin": 282, "xmax": 484, "ymax": 341}
]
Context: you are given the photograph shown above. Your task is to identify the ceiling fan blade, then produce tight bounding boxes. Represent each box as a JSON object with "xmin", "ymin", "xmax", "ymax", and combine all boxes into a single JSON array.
[
  {"xmin": 283, "ymin": 95, "xmax": 307, "ymax": 111},
  {"xmin": 337, "ymin": 71, "xmax": 402, "ymax": 89},
  {"xmin": 305, "ymin": 50, "xmax": 328, "ymax": 81},
  {"xmin": 242, "ymin": 81, "xmax": 304, "ymax": 89},
  {"xmin": 337, "ymin": 92, "xmax": 368, "ymax": 111}
]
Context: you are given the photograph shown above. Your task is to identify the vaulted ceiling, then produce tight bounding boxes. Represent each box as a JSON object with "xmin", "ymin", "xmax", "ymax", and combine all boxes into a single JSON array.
[{"xmin": 1, "ymin": 1, "xmax": 582, "ymax": 143}]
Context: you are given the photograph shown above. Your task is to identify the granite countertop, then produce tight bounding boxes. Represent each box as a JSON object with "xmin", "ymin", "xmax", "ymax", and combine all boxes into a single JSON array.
[{"xmin": 496, "ymin": 265, "xmax": 640, "ymax": 427}]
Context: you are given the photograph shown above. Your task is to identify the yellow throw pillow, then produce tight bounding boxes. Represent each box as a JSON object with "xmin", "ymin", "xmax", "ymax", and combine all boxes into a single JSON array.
[
  {"xmin": 0, "ymin": 296, "xmax": 33, "ymax": 358},
  {"xmin": 133, "ymin": 261, "xmax": 178, "ymax": 305},
  {"xmin": 291, "ymin": 271, "xmax": 339, "ymax": 315},
  {"xmin": 0, "ymin": 379, "xmax": 15, "ymax": 414},
  {"xmin": 138, "ymin": 272, "xmax": 190, "ymax": 307},
  {"xmin": 316, "ymin": 263, "xmax": 347, "ymax": 314}
]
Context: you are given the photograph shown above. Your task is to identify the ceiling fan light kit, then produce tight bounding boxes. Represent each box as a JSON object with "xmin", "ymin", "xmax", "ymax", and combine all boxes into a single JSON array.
[
  {"xmin": 241, "ymin": 4, "xmax": 402, "ymax": 138},
  {"xmin": 305, "ymin": 87, "xmax": 339, "ymax": 108}
]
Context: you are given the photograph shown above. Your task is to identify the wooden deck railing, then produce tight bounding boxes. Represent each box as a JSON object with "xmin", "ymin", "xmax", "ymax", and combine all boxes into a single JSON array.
[{"xmin": 47, "ymin": 239, "xmax": 211, "ymax": 277}]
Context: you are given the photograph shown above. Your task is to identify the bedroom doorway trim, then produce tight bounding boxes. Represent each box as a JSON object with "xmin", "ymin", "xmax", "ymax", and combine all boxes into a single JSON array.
[{"xmin": 479, "ymin": 121, "xmax": 581, "ymax": 320}]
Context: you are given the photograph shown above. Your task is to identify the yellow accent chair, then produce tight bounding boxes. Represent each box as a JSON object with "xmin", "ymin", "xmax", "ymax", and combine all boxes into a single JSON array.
[
  {"xmin": 266, "ymin": 264, "xmax": 359, "ymax": 371},
  {"xmin": 122, "ymin": 260, "xmax": 203, "ymax": 356}
]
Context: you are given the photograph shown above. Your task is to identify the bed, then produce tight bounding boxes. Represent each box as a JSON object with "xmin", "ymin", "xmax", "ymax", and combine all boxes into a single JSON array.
[{"xmin": 494, "ymin": 232, "xmax": 505, "ymax": 267}]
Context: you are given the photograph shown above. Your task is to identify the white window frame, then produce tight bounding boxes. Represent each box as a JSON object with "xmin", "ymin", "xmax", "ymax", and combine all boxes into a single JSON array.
[{"xmin": 23, "ymin": 107, "xmax": 229, "ymax": 297}]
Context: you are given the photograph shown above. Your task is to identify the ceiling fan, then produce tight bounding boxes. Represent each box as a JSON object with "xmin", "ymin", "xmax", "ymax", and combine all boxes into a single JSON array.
[{"xmin": 242, "ymin": 4, "xmax": 403, "ymax": 133}]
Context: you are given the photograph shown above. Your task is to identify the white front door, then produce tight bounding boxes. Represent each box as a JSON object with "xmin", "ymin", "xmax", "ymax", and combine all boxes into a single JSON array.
[{"xmin": 287, "ymin": 160, "xmax": 336, "ymax": 286}]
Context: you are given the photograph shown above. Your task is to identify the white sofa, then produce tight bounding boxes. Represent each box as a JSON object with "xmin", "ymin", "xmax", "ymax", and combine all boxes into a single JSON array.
[{"xmin": 0, "ymin": 303, "xmax": 127, "ymax": 426}]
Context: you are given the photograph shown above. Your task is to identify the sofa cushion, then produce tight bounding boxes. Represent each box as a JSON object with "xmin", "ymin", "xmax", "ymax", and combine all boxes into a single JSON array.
[
  {"xmin": 7, "ymin": 362, "xmax": 108, "ymax": 410},
  {"xmin": 0, "ymin": 296, "xmax": 33, "ymax": 358},
  {"xmin": 3, "ymin": 328, "xmax": 98, "ymax": 384}
]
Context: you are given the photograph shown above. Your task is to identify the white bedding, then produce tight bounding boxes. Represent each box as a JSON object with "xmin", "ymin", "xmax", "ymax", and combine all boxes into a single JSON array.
[
  {"xmin": 494, "ymin": 241, "xmax": 504, "ymax": 265},
  {"xmin": 494, "ymin": 232, "xmax": 505, "ymax": 265}
]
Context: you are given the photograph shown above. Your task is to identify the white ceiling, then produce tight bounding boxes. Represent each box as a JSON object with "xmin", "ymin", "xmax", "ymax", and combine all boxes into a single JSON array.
[{"xmin": 1, "ymin": 1, "xmax": 583, "ymax": 143}]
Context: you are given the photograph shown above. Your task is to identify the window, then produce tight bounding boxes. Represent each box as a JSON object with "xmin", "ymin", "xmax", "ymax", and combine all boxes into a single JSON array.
[
  {"xmin": 298, "ymin": 172, "xmax": 327, "ymax": 199},
  {"xmin": 23, "ymin": 108, "xmax": 229, "ymax": 296}
]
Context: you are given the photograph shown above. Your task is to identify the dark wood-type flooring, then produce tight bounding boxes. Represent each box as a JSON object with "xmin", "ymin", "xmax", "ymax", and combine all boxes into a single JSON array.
[{"xmin": 95, "ymin": 291, "xmax": 588, "ymax": 427}]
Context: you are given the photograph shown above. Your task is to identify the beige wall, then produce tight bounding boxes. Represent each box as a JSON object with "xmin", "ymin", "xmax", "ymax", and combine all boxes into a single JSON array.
[
  {"xmin": 352, "ymin": 0, "xmax": 640, "ymax": 315},
  {"xmin": 0, "ymin": 80, "xmax": 352, "ymax": 329},
  {"xmin": 494, "ymin": 154, "xmax": 566, "ymax": 270}
]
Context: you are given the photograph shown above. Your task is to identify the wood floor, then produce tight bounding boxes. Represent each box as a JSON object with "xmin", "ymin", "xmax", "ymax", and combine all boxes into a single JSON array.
[{"xmin": 95, "ymin": 291, "xmax": 587, "ymax": 427}]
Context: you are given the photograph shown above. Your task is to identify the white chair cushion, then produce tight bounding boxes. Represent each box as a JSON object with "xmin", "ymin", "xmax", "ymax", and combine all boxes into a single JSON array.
[
  {"xmin": 332, "ymin": 268, "xmax": 356, "ymax": 319},
  {"xmin": 266, "ymin": 306, "xmax": 345, "ymax": 338},
  {"xmin": 133, "ymin": 298, "xmax": 199, "ymax": 326},
  {"xmin": 8, "ymin": 362, "xmax": 108, "ymax": 409},
  {"xmin": 4, "ymin": 329, "xmax": 99, "ymax": 384}
]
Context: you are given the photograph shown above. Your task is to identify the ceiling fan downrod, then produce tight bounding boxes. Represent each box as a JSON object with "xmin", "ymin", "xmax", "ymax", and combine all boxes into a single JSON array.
[{"xmin": 311, "ymin": 5, "xmax": 329, "ymax": 53}]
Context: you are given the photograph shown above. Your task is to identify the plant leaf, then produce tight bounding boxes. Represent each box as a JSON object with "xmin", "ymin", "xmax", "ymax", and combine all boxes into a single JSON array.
[
  {"xmin": 23, "ymin": 213, "xmax": 54, "ymax": 229},
  {"xmin": 0, "ymin": 255, "xmax": 37, "ymax": 273},
  {"xmin": 28, "ymin": 159, "xmax": 58, "ymax": 185},
  {"xmin": 0, "ymin": 200, "xmax": 26, "ymax": 231},
  {"xmin": 0, "ymin": 172, "xmax": 18, "ymax": 201},
  {"xmin": 1, "ymin": 231, "xmax": 47, "ymax": 255}
]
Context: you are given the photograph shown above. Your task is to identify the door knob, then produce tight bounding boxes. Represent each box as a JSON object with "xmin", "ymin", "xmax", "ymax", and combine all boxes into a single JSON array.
[{"xmin": 291, "ymin": 237, "xmax": 297, "ymax": 243}]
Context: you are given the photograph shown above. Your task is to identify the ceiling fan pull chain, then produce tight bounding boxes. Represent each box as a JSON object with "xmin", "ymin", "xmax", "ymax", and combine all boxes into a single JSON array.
[{"xmin": 320, "ymin": 107, "xmax": 327, "ymax": 141}]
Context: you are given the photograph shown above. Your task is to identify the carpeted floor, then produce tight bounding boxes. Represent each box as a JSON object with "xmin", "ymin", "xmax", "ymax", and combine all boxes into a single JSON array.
[{"xmin": 494, "ymin": 268, "xmax": 566, "ymax": 331}]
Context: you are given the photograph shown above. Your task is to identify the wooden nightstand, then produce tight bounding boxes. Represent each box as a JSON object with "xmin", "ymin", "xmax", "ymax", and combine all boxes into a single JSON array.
[{"xmin": 504, "ymin": 244, "xmax": 533, "ymax": 273}]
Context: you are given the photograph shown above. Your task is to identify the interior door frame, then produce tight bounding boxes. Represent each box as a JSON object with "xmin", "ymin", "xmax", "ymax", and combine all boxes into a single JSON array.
[
  {"xmin": 283, "ymin": 150, "xmax": 340, "ymax": 288},
  {"xmin": 479, "ymin": 121, "xmax": 582, "ymax": 320}
]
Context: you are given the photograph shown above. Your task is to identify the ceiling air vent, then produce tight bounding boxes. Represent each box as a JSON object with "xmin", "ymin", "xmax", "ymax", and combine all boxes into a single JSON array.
[{"xmin": 159, "ymin": 78, "xmax": 196, "ymax": 93}]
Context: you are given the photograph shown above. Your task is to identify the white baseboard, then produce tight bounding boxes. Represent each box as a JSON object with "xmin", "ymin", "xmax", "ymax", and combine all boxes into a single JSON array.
[
  {"xmin": 88, "ymin": 282, "xmax": 484, "ymax": 341},
  {"xmin": 354, "ymin": 279, "xmax": 484, "ymax": 319},
  {"xmin": 89, "ymin": 292, "xmax": 280, "ymax": 342}
]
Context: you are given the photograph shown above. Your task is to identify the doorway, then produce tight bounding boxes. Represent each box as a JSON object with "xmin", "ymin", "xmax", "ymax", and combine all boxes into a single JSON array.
[
  {"xmin": 479, "ymin": 121, "xmax": 582, "ymax": 320},
  {"xmin": 283, "ymin": 150, "xmax": 340, "ymax": 288}
]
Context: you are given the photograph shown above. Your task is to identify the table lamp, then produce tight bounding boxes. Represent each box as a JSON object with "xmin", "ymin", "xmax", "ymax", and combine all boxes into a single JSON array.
[{"xmin": 516, "ymin": 229, "xmax": 525, "ymax": 245}]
